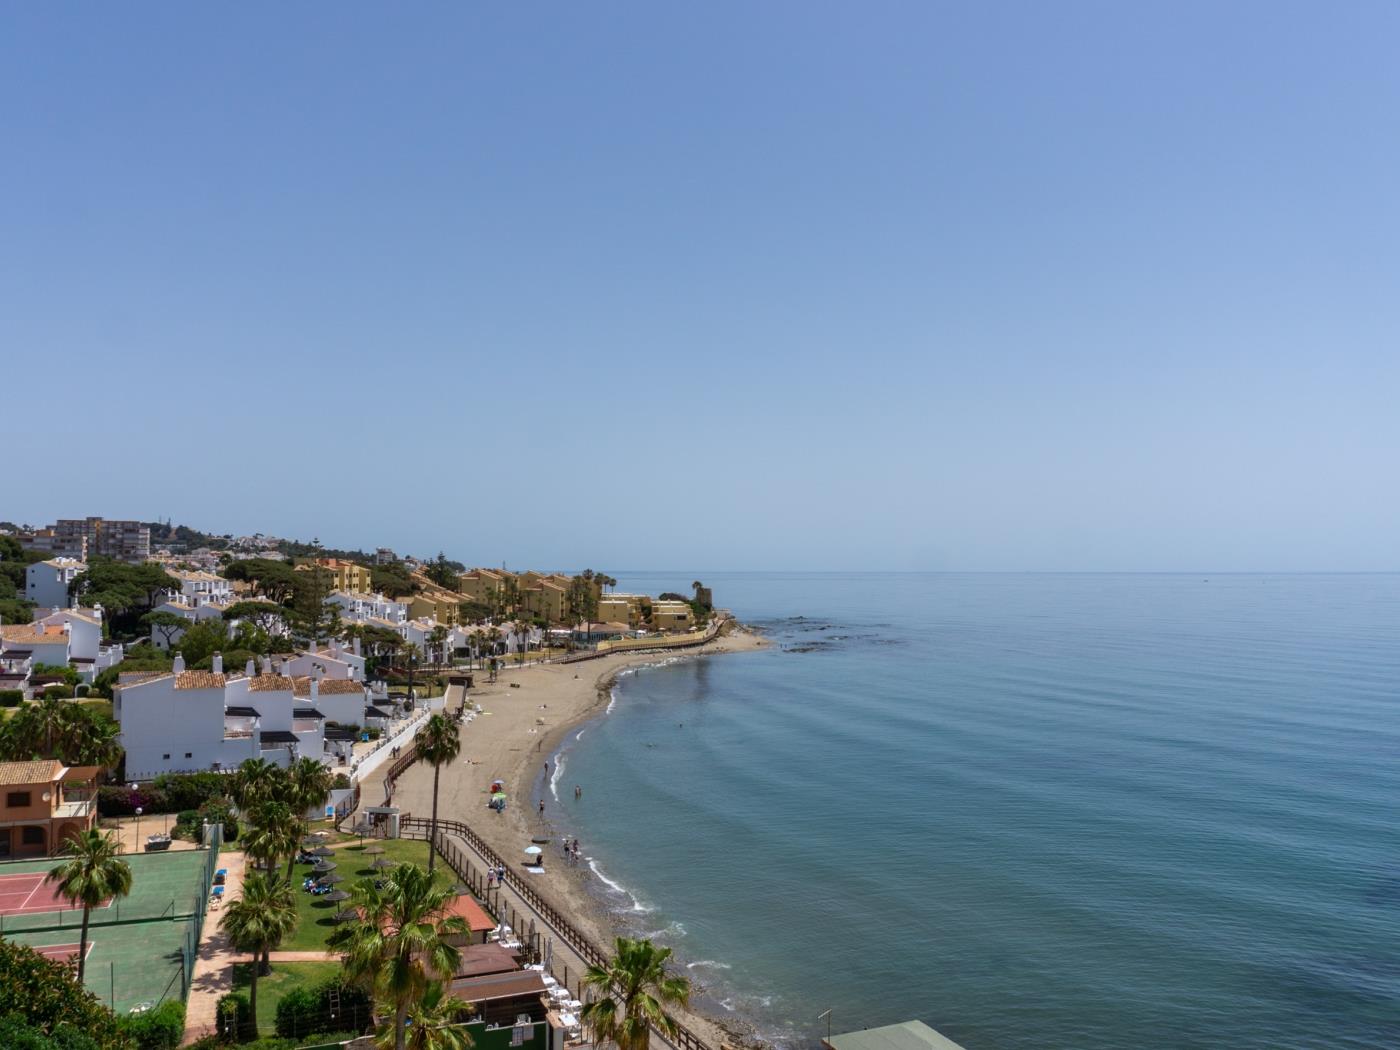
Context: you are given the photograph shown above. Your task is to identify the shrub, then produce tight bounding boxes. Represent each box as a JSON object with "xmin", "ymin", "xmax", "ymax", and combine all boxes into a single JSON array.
[
  {"xmin": 215, "ymin": 992, "xmax": 251, "ymax": 1042},
  {"xmin": 332, "ymin": 772, "xmax": 351, "ymax": 789},
  {"xmin": 118, "ymin": 1000, "xmax": 184, "ymax": 1049},
  {"xmin": 75, "ymin": 684, "xmax": 91, "ymax": 698},
  {"xmin": 0, "ymin": 939, "xmax": 130, "ymax": 1049},
  {"xmin": 197, "ymin": 798, "xmax": 238, "ymax": 843},
  {"xmin": 43, "ymin": 684, "xmax": 75, "ymax": 700},
  {"xmin": 96, "ymin": 786, "xmax": 171, "ymax": 817},
  {"xmin": 0, "ymin": 1016, "xmax": 103, "ymax": 1050},
  {"xmin": 275, "ymin": 978, "xmax": 371, "ymax": 1039},
  {"xmin": 151, "ymin": 772, "xmax": 228, "ymax": 812},
  {"xmin": 0, "ymin": 690, "xmax": 23, "ymax": 707}
]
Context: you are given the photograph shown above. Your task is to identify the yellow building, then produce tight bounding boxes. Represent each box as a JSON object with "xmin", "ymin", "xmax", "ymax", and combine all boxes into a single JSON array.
[
  {"xmin": 651, "ymin": 600, "xmax": 694, "ymax": 632},
  {"xmin": 597, "ymin": 596, "xmax": 636, "ymax": 627},
  {"xmin": 408, "ymin": 588, "xmax": 461, "ymax": 626},
  {"xmin": 457, "ymin": 568, "xmax": 512, "ymax": 607},
  {"xmin": 299, "ymin": 558, "xmax": 372, "ymax": 593},
  {"xmin": 521, "ymin": 579, "xmax": 569, "ymax": 623}
]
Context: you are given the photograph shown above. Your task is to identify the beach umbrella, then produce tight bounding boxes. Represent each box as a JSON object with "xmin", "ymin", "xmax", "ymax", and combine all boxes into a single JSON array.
[
  {"xmin": 312, "ymin": 846, "xmax": 335, "ymax": 858},
  {"xmin": 319, "ymin": 873, "xmax": 346, "ymax": 885},
  {"xmin": 333, "ymin": 909, "xmax": 359, "ymax": 924},
  {"xmin": 313, "ymin": 861, "xmax": 337, "ymax": 874},
  {"xmin": 326, "ymin": 889, "xmax": 352, "ymax": 903},
  {"xmin": 370, "ymin": 857, "xmax": 395, "ymax": 871},
  {"xmin": 365, "ymin": 844, "xmax": 385, "ymax": 855},
  {"xmin": 523, "ymin": 846, "xmax": 543, "ymax": 856}
]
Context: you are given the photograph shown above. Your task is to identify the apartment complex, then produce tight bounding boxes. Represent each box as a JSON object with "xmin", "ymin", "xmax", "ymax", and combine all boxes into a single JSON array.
[
  {"xmin": 21, "ymin": 517, "xmax": 151, "ymax": 563},
  {"xmin": 297, "ymin": 558, "xmax": 373, "ymax": 593}
]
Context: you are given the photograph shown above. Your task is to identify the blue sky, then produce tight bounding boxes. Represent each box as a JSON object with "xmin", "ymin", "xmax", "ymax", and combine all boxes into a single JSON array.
[{"xmin": 5, "ymin": 3, "xmax": 1398, "ymax": 571}]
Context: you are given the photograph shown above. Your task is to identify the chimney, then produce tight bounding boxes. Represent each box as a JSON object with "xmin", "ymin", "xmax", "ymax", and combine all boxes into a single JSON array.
[
  {"xmin": 212, "ymin": 652, "xmax": 223, "ymax": 674},
  {"xmin": 352, "ymin": 636, "xmax": 362, "ymax": 657},
  {"xmin": 312, "ymin": 663, "xmax": 323, "ymax": 681},
  {"xmin": 280, "ymin": 658, "xmax": 291, "ymax": 677},
  {"xmin": 173, "ymin": 653, "xmax": 186, "ymax": 673},
  {"xmin": 331, "ymin": 639, "xmax": 341, "ymax": 658},
  {"xmin": 310, "ymin": 678, "xmax": 319, "ymax": 701},
  {"xmin": 260, "ymin": 655, "xmax": 272, "ymax": 675},
  {"xmin": 245, "ymin": 658, "xmax": 256, "ymax": 677}
]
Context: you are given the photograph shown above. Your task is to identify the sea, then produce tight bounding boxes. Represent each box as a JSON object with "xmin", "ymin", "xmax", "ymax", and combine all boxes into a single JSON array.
[{"xmin": 539, "ymin": 573, "xmax": 1400, "ymax": 1050}]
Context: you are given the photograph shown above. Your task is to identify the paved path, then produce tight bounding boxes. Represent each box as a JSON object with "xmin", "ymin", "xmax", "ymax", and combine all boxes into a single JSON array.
[{"xmin": 181, "ymin": 849, "xmax": 246, "ymax": 1045}]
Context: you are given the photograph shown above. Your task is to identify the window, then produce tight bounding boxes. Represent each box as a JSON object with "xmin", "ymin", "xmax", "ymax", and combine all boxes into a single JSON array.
[
  {"xmin": 162, "ymin": 753, "xmax": 170, "ymax": 760},
  {"xmin": 184, "ymin": 752, "xmax": 192, "ymax": 759},
  {"xmin": 21, "ymin": 827, "xmax": 44, "ymax": 845},
  {"xmin": 6, "ymin": 792, "xmax": 31, "ymax": 808}
]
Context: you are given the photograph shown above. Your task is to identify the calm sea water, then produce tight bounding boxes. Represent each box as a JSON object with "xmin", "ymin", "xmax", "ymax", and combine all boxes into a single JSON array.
[{"xmin": 542, "ymin": 573, "xmax": 1400, "ymax": 1050}]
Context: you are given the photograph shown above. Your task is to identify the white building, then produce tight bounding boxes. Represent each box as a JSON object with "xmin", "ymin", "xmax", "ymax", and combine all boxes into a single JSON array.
[
  {"xmin": 25, "ymin": 558, "xmax": 86, "ymax": 610},
  {"xmin": 327, "ymin": 590, "xmax": 408, "ymax": 626},
  {"xmin": 166, "ymin": 569, "xmax": 234, "ymax": 607},
  {"xmin": 33, "ymin": 607, "xmax": 124, "ymax": 681},
  {"xmin": 278, "ymin": 639, "xmax": 365, "ymax": 682},
  {"xmin": 115, "ymin": 652, "xmax": 329, "ymax": 780}
]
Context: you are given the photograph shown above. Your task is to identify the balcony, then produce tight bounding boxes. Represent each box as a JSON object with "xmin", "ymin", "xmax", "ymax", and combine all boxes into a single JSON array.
[{"xmin": 54, "ymin": 798, "xmax": 94, "ymax": 819}]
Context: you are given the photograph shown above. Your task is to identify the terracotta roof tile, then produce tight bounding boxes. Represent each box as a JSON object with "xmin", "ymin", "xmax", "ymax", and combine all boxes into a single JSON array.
[
  {"xmin": 0, "ymin": 759, "xmax": 64, "ymax": 786},
  {"xmin": 248, "ymin": 674, "xmax": 294, "ymax": 692},
  {"xmin": 175, "ymin": 671, "xmax": 227, "ymax": 690}
]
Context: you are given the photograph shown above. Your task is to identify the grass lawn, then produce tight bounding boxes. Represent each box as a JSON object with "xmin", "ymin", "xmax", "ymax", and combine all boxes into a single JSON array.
[
  {"xmin": 232, "ymin": 959, "xmax": 342, "ymax": 1034},
  {"xmin": 281, "ymin": 838, "xmax": 457, "ymax": 952}
]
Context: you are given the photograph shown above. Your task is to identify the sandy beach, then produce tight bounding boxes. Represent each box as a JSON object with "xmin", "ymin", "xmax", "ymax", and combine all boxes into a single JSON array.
[{"xmin": 387, "ymin": 624, "xmax": 770, "ymax": 1047}]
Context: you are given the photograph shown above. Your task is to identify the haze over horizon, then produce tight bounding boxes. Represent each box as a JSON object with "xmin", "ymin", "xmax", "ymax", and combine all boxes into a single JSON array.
[{"xmin": 6, "ymin": 3, "xmax": 1398, "ymax": 573}]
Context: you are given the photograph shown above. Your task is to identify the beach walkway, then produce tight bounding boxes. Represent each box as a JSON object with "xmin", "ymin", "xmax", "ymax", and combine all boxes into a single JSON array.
[{"xmin": 181, "ymin": 849, "xmax": 246, "ymax": 1045}]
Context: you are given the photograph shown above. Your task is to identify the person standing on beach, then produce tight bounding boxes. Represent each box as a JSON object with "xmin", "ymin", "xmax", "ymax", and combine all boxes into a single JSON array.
[
  {"xmin": 539, "ymin": 799, "xmax": 545, "ymax": 818},
  {"xmin": 575, "ymin": 784, "xmax": 582, "ymax": 800}
]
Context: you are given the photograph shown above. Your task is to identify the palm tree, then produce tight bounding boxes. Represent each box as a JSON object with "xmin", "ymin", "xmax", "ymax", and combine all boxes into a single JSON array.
[
  {"xmin": 428, "ymin": 626, "xmax": 449, "ymax": 668},
  {"xmin": 230, "ymin": 757, "xmax": 285, "ymax": 810},
  {"xmin": 220, "ymin": 870, "xmax": 299, "ymax": 1038},
  {"xmin": 413, "ymin": 714, "xmax": 460, "ymax": 874},
  {"xmin": 244, "ymin": 799, "xmax": 299, "ymax": 875},
  {"xmin": 284, "ymin": 758, "xmax": 334, "ymax": 880},
  {"xmin": 328, "ymin": 864, "xmax": 468, "ymax": 1050},
  {"xmin": 46, "ymin": 829, "xmax": 133, "ymax": 982},
  {"xmin": 581, "ymin": 937, "xmax": 691, "ymax": 1050},
  {"xmin": 390, "ymin": 979, "xmax": 475, "ymax": 1050}
]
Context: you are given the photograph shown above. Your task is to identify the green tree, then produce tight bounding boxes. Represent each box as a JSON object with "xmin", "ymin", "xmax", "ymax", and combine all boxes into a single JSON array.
[
  {"xmin": 221, "ymin": 559, "xmax": 300, "ymax": 605},
  {"xmin": 45, "ymin": 830, "xmax": 133, "ymax": 983},
  {"xmin": 141, "ymin": 611, "xmax": 187, "ymax": 649},
  {"xmin": 173, "ymin": 619, "xmax": 231, "ymax": 668},
  {"xmin": 423, "ymin": 553, "xmax": 460, "ymax": 590},
  {"xmin": 371, "ymin": 561, "xmax": 419, "ymax": 599},
  {"xmin": 229, "ymin": 758, "xmax": 286, "ymax": 811},
  {"xmin": 0, "ymin": 938, "xmax": 131, "ymax": 1049},
  {"xmin": 394, "ymin": 979, "xmax": 475, "ymax": 1050},
  {"xmin": 581, "ymin": 937, "xmax": 691, "ymax": 1050},
  {"xmin": 413, "ymin": 714, "xmax": 460, "ymax": 875},
  {"xmin": 221, "ymin": 600, "xmax": 290, "ymax": 636},
  {"xmin": 283, "ymin": 757, "xmax": 334, "ymax": 881},
  {"xmin": 219, "ymin": 870, "xmax": 298, "ymax": 1038},
  {"xmin": 328, "ymin": 864, "xmax": 468, "ymax": 1050},
  {"xmin": 427, "ymin": 625, "xmax": 449, "ymax": 666}
]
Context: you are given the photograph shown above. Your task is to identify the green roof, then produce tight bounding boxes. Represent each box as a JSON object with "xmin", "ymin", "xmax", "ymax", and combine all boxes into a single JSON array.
[{"xmin": 826, "ymin": 1020, "xmax": 968, "ymax": 1050}]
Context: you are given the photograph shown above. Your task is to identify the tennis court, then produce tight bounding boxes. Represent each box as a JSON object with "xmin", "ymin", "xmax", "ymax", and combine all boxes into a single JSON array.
[
  {"xmin": 28, "ymin": 939, "xmax": 94, "ymax": 963},
  {"xmin": 0, "ymin": 870, "xmax": 111, "ymax": 917},
  {"xmin": 0, "ymin": 842, "xmax": 219, "ymax": 1013}
]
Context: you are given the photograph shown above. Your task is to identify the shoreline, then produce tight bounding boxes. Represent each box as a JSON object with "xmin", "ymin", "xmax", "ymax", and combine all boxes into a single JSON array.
[{"xmin": 388, "ymin": 624, "xmax": 771, "ymax": 1049}]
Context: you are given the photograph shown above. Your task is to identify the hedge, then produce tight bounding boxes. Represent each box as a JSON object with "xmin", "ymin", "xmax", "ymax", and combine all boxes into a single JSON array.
[
  {"xmin": 0, "ymin": 690, "xmax": 23, "ymax": 708},
  {"xmin": 117, "ymin": 1000, "xmax": 184, "ymax": 1049},
  {"xmin": 274, "ymin": 977, "xmax": 371, "ymax": 1039}
]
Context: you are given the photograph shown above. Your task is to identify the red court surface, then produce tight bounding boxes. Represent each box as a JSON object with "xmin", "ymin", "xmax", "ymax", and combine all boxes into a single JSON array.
[
  {"xmin": 30, "ymin": 940, "xmax": 94, "ymax": 962},
  {"xmin": 0, "ymin": 871, "xmax": 110, "ymax": 916}
]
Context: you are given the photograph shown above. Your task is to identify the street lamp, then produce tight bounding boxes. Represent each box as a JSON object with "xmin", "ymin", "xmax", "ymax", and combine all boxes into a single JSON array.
[{"xmin": 134, "ymin": 806, "xmax": 143, "ymax": 851}]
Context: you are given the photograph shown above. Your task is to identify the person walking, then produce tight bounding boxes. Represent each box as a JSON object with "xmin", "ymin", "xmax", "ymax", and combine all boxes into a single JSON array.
[{"xmin": 539, "ymin": 799, "xmax": 545, "ymax": 818}]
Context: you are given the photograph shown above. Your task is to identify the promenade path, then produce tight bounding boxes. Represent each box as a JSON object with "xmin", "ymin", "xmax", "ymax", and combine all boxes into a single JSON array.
[{"xmin": 181, "ymin": 849, "xmax": 246, "ymax": 1045}]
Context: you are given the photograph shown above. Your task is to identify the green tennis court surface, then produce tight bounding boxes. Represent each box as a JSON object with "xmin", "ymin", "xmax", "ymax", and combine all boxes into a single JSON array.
[{"xmin": 0, "ymin": 848, "xmax": 215, "ymax": 1013}]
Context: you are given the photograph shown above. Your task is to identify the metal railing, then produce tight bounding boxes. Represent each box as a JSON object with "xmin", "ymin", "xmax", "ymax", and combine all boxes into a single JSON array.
[{"xmin": 401, "ymin": 816, "xmax": 713, "ymax": 1050}]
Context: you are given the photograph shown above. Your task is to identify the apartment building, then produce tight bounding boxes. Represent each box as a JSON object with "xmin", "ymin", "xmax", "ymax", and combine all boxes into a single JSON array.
[
  {"xmin": 23, "ymin": 518, "xmax": 150, "ymax": 563},
  {"xmin": 0, "ymin": 760, "xmax": 98, "ymax": 858},
  {"xmin": 25, "ymin": 557, "xmax": 86, "ymax": 609}
]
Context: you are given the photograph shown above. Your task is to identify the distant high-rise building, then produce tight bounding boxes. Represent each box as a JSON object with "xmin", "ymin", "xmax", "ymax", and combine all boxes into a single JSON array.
[{"xmin": 23, "ymin": 517, "xmax": 151, "ymax": 564}]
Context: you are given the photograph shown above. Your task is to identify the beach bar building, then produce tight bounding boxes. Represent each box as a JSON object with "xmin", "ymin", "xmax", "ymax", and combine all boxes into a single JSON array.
[{"xmin": 823, "ymin": 1020, "xmax": 970, "ymax": 1050}]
